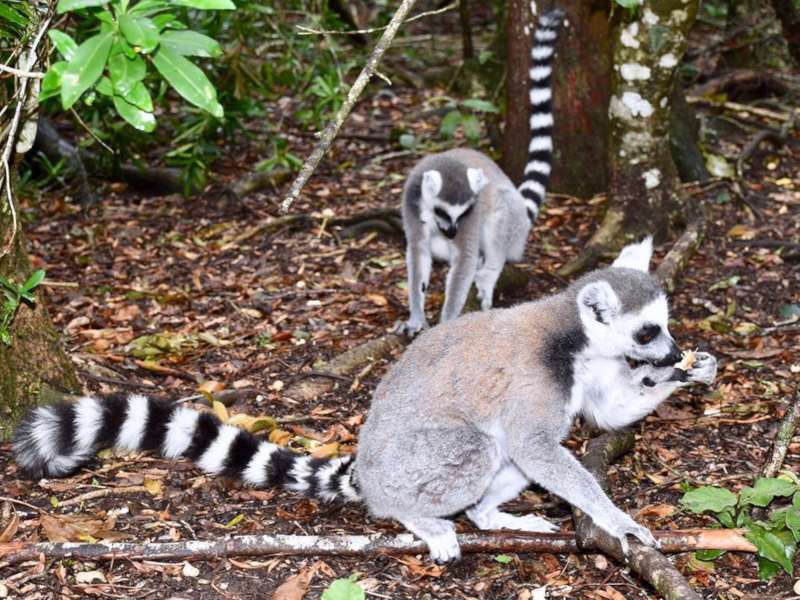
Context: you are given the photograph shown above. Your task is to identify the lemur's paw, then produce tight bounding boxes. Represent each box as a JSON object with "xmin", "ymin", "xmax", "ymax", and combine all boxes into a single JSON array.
[
  {"xmin": 393, "ymin": 319, "xmax": 427, "ymax": 338},
  {"xmin": 602, "ymin": 513, "xmax": 656, "ymax": 555},
  {"xmin": 427, "ymin": 531, "xmax": 461, "ymax": 564},
  {"xmin": 686, "ymin": 352, "xmax": 717, "ymax": 385}
]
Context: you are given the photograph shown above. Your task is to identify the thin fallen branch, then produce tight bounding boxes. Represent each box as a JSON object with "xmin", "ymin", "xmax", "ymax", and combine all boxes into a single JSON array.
[
  {"xmin": 686, "ymin": 96, "xmax": 798, "ymax": 123},
  {"xmin": 286, "ymin": 334, "xmax": 406, "ymax": 401},
  {"xmin": 762, "ymin": 389, "xmax": 800, "ymax": 479},
  {"xmin": 654, "ymin": 206, "xmax": 708, "ymax": 292},
  {"xmin": 576, "ymin": 431, "xmax": 702, "ymax": 600},
  {"xmin": 57, "ymin": 486, "xmax": 149, "ymax": 508},
  {"xmin": 0, "ymin": 529, "xmax": 755, "ymax": 567},
  {"xmin": 296, "ymin": 1, "xmax": 456, "ymax": 36},
  {"xmin": 229, "ymin": 168, "xmax": 292, "ymax": 198},
  {"xmin": 280, "ymin": 0, "xmax": 419, "ymax": 212},
  {"xmin": 736, "ymin": 120, "xmax": 794, "ymax": 178}
]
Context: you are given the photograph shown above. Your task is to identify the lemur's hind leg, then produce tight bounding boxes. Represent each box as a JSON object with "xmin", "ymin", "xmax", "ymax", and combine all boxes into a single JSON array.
[
  {"xmin": 399, "ymin": 516, "xmax": 460, "ymax": 563},
  {"xmin": 466, "ymin": 462, "xmax": 558, "ymax": 532},
  {"xmin": 396, "ymin": 241, "xmax": 432, "ymax": 336},
  {"xmin": 474, "ymin": 245, "xmax": 505, "ymax": 311}
]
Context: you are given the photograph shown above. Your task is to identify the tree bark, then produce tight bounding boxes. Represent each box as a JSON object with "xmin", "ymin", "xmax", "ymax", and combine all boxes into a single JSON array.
[
  {"xmin": 0, "ymin": 4, "xmax": 81, "ymax": 440},
  {"xmin": 607, "ymin": 1, "xmax": 699, "ymax": 239},
  {"xmin": 770, "ymin": 0, "xmax": 800, "ymax": 63},
  {"xmin": 502, "ymin": 0, "xmax": 612, "ymax": 195}
]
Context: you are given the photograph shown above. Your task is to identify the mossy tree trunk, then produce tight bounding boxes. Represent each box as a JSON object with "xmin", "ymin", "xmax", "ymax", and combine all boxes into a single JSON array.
[
  {"xmin": 0, "ymin": 5, "xmax": 81, "ymax": 440},
  {"xmin": 558, "ymin": 0, "xmax": 700, "ymax": 275}
]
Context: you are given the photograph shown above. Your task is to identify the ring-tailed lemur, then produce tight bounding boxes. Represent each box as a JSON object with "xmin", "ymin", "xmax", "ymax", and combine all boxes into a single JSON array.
[
  {"xmin": 13, "ymin": 238, "xmax": 717, "ymax": 563},
  {"xmin": 395, "ymin": 8, "xmax": 564, "ymax": 337}
]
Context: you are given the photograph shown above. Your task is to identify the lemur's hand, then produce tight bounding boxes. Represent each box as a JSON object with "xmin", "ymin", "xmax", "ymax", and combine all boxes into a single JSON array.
[
  {"xmin": 683, "ymin": 351, "xmax": 717, "ymax": 385},
  {"xmin": 393, "ymin": 318, "xmax": 428, "ymax": 338}
]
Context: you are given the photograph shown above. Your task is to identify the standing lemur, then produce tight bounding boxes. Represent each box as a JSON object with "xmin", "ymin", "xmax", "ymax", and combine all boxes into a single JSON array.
[
  {"xmin": 395, "ymin": 8, "xmax": 565, "ymax": 337},
  {"xmin": 14, "ymin": 238, "xmax": 717, "ymax": 562}
]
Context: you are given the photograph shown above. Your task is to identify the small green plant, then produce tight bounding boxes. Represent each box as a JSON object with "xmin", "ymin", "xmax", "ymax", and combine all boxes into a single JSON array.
[
  {"xmin": 439, "ymin": 98, "xmax": 499, "ymax": 144},
  {"xmin": 321, "ymin": 574, "xmax": 365, "ymax": 600},
  {"xmin": 0, "ymin": 270, "xmax": 46, "ymax": 345},
  {"xmin": 680, "ymin": 473, "xmax": 800, "ymax": 579},
  {"xmin": 41, "ymin": 0, "xmax": 233, "ymax": 133},
  {"xmin": 255, "ymin": 137, "xmax": 302, "ymax": 174}
]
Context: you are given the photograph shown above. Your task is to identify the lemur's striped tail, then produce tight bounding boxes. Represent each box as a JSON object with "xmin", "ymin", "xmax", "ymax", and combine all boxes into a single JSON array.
[
  {"xmin": 12, "ymin": 394, "xmax": 360, "ymax": 503},
  {"xmin": 519, "ymin": 7, "xmax": 564, "ymax": 223}
]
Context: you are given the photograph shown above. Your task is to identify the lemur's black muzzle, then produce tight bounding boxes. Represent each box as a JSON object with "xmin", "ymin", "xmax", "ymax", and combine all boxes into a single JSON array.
[
  {"xmin": 440, "ymin": 226, "xmax": 457, "ymax": 239},
  {"xmin": 652, "ymin": 343, "xmax": 682, "ymax": 368}
]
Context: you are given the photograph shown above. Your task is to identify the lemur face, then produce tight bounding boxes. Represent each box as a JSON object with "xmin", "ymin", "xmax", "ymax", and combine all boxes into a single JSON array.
[
  {"xmin": 575, "ymin": 237, "xmax": 682, "ymax": 369},
  {"xmin": 420, "ymin": 167, "xmax": 487, "ymax": 239}
]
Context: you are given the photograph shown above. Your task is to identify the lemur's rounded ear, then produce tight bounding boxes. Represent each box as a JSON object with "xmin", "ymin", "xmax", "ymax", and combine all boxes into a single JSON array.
[
  {"xmin": 466, "ymin": 168, "xmax": 488, "ymax": 194},
  {"xmin": 577, "ymin": 281, "xmax": 621, "ymax": 325},
  {"xmin": 611, "ymin": 236, "xmax": 653, "ymax": 272},
  {"xmin": 421, "ymin": 170, "xmax": 443, "ymax": 198}
]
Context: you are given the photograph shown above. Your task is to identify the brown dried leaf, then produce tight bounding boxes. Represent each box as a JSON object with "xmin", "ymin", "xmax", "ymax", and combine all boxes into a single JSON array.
[
  {"xmin": 0, "ymin": 512, "xmax": 19, "ymax": 543},
  {"xmin": 272, "ymin": 563, "xmax": 320, "ymax": 600}
]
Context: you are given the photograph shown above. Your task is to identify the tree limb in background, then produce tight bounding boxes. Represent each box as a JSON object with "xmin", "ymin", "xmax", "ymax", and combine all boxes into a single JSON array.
[
  {"xmin": 0, "ymin": 528, "xmax": 755, "ymax": 567},
  {"xmin": 576, "ymin": 432, "xmax": 702, "ymax": 600},
  {"xmin": 762, "ymin": 389, "xmax": 800, "ymax": 478},
  {"xmin": 280, "ymin": 0, "xmax": 419, "ymax": 213}
]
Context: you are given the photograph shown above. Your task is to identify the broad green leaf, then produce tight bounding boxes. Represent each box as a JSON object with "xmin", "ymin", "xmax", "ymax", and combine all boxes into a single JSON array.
[
  {"xmin": 112, "ymin": 95, "xmax": 156, "ymax": 132},
  {"xmin": 462, "ymin": 98, "xmax": 498, "ymax": 113},
  {"xmin": 118, "ymin": 14, "xmax": 159, "ymax": 53},
  {"xmin": 108, "ymin": 53, "xmax": 146, "ymax": 95},
  {"xmin": 0, "ymin": 3, "xmax": 28, "ymax": 27},
  {"xmin": 159, "ymin": 30, "xmax": 222, "ymax": 57},
  {"xmin": 461, "ymin": 113, "xmax": 481, "ymax": 141},
  {"xmin": 48, "ymin": 30, "xmax": 78, "ymax": 61},
  {"xmin": 56, "ymin": 0, "xmax": 108, "ymax": 13},
  {"xmin": 494, "ymin": 554, "xmax": 513, "ymax": 564},
  {"xmin": 695, "ymin": 549, "xmax": 726, "ymax": 561},
  {"xmin": 783, "ymin": 506, "xmax": 800, "ymax": 541},
  {"xmin": 170, "ymin": 0, "xmax": 235, "ymax": 10},
  {"xmin": 757, "ymin": 556, "xmax": 781, "ymax": 580},
  {"xmin": 96, "ymin": 10, "xmax": 114, "ymax": 24},
  {"xmin": 746, "ymin": 525, "xmax": 795, "ymax": 575},
  {"xmin": 321, "ymin": 574, "xmax": 365, "ymax": 600},
  {"xmin": 152, "ymin": 45, "xmax": 223, "ymax": 118},
  {"xmin": 718, "ymin": 509, "xmax": 736, "ymax": 529},
  {"xmin": 60, "ymin": 30, "xmax": 113, "ymax": 109},
  {"xmin": 22, "ymin": 270, "xmax": 45, "ymax": 293},
  {"xmin": 123, "ymin": 81, "xmax": 153, "ymax": 111},
  {"xmin": 129, "ymin": 0, "xmax": 169, "ymax": 15},
  {"xmin": 680, "ymin": 486, "xmax": 737, "ymax": 514},
  {"xmin": 614, "ymin": 0, "xmax": 641, "ymax": 7},
  {"xmin": 439, "ymin": 110, "xmax": 462, "ymax": 138},
  {"xmin": 96, "ymin": 77, "xmax": 113, "ymax": 95},
  {"xmin": 740, "ymin": 478, "xmax": 798, "ymax": 508},
  {"xmin": 152, "ymin": 13, "xmax": 181, "ymax": 29},
  {"xmin": 794, "ymin": 491, "xmax": 800, "ymax": 509},
  {"xmin": 40, "ymin": 62, "xmax": 67, "ymax": 101}
]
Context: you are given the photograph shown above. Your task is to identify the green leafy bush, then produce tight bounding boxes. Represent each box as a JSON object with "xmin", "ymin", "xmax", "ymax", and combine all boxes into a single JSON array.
[{"xmin": 680, "ymin": 473, "xmax": 800, "ymax": 579}]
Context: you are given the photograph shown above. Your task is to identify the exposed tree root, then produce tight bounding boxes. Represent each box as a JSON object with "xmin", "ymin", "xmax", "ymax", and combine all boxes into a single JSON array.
[
  {"xmin": 228, "ymin": 168, "xmax": 292, "ymax": 198},
  {"xmin": 556, "ymin": 206, "xmax": 624, "ymax": 277},
  {"xmin": 0, "ymin": 528, "xmax": 755, "ymax": 567},
  {"xmin": 576, "ymin": 431, "xmax": 703, "ymax": 600},
  {"xmin": 654, "ymin": 206, "xmax": 708, "ymax": 292},
  {"xmin": 762, "ymin": 389, "xmax": 800, "ymax": 478}
]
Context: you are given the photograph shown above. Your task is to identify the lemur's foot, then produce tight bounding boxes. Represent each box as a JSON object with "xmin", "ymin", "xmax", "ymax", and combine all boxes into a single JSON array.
[
  {"xmin": 596, "ymin": 511, "xmax": 656, "ymax": 555},
  {"xmin": 393, "ymin": 318, "xmax": 428, "ymax": 338},
  {"xmin": 685, "ymin": 351, "xmax": 717, "ymax": 385}
]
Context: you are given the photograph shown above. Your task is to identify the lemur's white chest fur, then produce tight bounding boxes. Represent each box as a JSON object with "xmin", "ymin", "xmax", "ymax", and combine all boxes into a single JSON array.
[{"xmin": 568, "ymin": 355, "xmax": 635, "ymax": 429}]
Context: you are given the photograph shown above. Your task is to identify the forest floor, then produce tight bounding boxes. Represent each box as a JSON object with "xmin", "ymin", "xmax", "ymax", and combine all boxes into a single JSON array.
[{"xmin": 1, "ymin": 70, "xmax": 800, "ymax": 600}]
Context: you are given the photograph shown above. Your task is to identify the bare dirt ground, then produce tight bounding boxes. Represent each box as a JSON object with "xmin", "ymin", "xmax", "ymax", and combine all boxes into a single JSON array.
[{"xmin": 0, "ymin": 85, "xmax": 799, "ymax": 599}]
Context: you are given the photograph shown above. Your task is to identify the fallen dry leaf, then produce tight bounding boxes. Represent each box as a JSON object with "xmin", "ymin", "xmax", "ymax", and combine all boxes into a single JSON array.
[{"xmin": 272, "ymin": 563, "xmax": 321, "ymax": 600}]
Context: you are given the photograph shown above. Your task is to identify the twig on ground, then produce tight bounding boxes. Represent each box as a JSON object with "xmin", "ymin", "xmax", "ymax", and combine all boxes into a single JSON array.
[
  {"xmin": 0, "ymin": 528, "xmax": 756, "ymax": 567},
  {"xmin": 686, "ymin": 96, "xmax": 798, "ymax": 122},
  {"xmin": 736, "ymin": 119, "xmax": 794, "ymax": 178},
  {"xmin": 576, "ymin": 431, "xmax": 702, "ymax": 600},
  {"xmin": 57, "ymin": 486, "xmax": 150, "ymax": 508},
  {"xmin": 281, "ymin": 0, "xmax": 419, "ymax": 212},
  {"xmin": 761, "ymin": 389, "xmax": 800, "ymax": 479}
]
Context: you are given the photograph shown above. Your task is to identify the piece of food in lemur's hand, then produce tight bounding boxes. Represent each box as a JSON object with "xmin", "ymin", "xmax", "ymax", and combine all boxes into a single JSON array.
[
  {"xmin": 395, "ymin": 8, "xmax": 565, "ymax": 337},
  {"xmin": 676, "ymin": 349, "xmax": 697, "ymax": 370}
]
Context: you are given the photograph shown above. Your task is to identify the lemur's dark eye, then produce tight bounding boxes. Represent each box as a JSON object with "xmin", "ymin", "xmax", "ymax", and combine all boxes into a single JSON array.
[
  {"xmin": 635, "ymin": 324, "xmax": 661, "ymax": 345},
  {"xmin": 433, "ymin": 207, "xmax": 451, "ymax": 223}
]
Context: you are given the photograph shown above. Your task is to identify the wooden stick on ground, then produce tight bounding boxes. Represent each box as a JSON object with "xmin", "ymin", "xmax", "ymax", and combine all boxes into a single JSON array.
[
  {"xmin": 654, "ymin": 206, "xmax": 708, "ymax": 292},
  {"xmin": 0, "ymin": 528, "xmax": 755, "ymax": 567},
  {"xmin": 576, "ymin": 431, "xmax": 702, "ymax": 600},
  {"xmin": 762, "ymin": 389, "xmax": 800, "ymax": 478},
  {"xmin": 280, "ymin": 0, "xmax": 419, "ymax": 213}
]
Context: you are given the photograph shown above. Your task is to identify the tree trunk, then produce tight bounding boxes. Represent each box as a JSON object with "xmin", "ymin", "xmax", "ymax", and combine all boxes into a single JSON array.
[
  {"xmin": 0, "ymin": 6, "xmax": 81, "ymax": 440},
  {"xmin": 500, "ymin": 0, "xmax": 535, "ymax": 184},
  {"xmin": 605, "ymin": 0, "xmax": 699, "ymax": 240},
  {"xmin": 501, "ymin": 0, "xmax": 612, "ymax": 195},
  {"xmin": 770, "ymin": 0, "xmax": 800, "ymax": 64}
]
